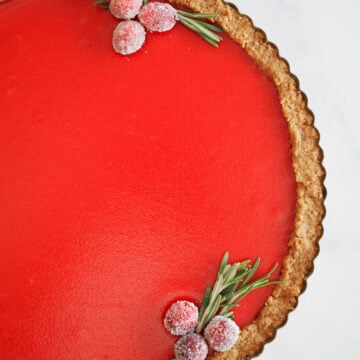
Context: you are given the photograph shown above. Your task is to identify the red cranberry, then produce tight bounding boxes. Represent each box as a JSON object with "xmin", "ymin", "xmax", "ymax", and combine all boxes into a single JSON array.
[
  {"xmin": 174, "ymin": 334, "xmax": 208, "ymax": 360},
  {"xmin": 138, "ymin": 2, "xmax": 177, "ymax": 32},
  {"xmin": 112, "ymin": 20, "xmax": 146, "ymax": 55},
  {"xmin": 164, "ymin": 300, "xmax": 199, "ymax": 336},
  {"xmin": 204, "ymin": 315, "xmax": 240, "ymax": 352},
  {"xmin": 109, "ymin": 0, "xmax": 142, "ymax": 20}
]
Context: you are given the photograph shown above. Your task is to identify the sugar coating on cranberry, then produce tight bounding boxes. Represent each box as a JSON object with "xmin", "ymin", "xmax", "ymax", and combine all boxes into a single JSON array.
[
  {"xmin": 164, "ymin": 300, "xmax": 199, "ymax": 336},
  {"xmin": 112, "ymin": 20, "xmax": 146, "ymax": 55},
  {"xmin": 138, "ymin": 2, "xmax": 178, "ymax": 32},
  {"xmin": 109, "ymin": 0, "xmax": 143, "ymax": 19},
  {"xmin": 204, "ymin": 316, "xmax": 240, "ymax": 352},
  {"xmin": 174, "ymin": 334, "xmax": 208, "ymax": 360}
]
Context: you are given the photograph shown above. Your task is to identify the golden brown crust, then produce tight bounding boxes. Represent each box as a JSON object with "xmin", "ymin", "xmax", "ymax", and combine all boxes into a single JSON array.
[{"xmin": 170, "ymin": 0, "xmax": 326, "ymax": 358}]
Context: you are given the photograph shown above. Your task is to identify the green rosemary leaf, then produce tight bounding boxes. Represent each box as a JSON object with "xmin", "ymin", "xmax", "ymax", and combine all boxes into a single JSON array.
[
  {"xmin": 241, "ymin": 263, "xmax": 279, "ymax": 291},
  {"xmin": 207, "ymin": 295, "xmax": 222, "ymax": 322},
  {"xmin": 188, "ymin": 24, "xmax": 217, "ymax": 47},
  {"xmin": 265, "ymin": 280, "xmax": 283, "ymax": 286},
  {"xmin": 232, "ymin": 283, "xmax": 276, "ymax": 306},
  {"xmin": 226, "ymin": 270, "xmax": 249, "ymax": 287},
  {"xmin": 198, "ymin": 29, "xmax": 221, "ymax": 46},
  {"xmin": 223, "ymin": 263, "xmax": 238, "ymax": 283},
  {"xmin": 186, "ymin": 19, "xmax": 222, "ymax": 41},
  {"xmin": 265, "ymin": 263, "xmax": 278, "ymax": 279},
  {"xmin": 99, "ymin": 3, "xmax": 109, "ymax": 8},
  {"xmin": 221, "ymin": 282, "xmax": 237, "ymax": 297},
  {"xmin": 199, "ymin": 285, "xmax": 211, "ymax": 318},
  {"xmin": 221, "ymin": 311, "xmax": 234, "ymax": 319},
  {"xmin": 221, "ymin": 292, "xmax": 236, "ymax": 303},
  {"xmin": 178, "ymin": 15, "xmax": 222, "ymax": 46},
  {"xmin": 196, "ymin": 21, "xmax": 223, "ymax": 33},
  {"xmin": 177, "ymin": 10, "xmax": 219, "ymax": 19},
  {"xmin": 222, "ymin": 264, "xmax": 232, "ymax": 277},
  {"xmin": 178, "ymin": 16, "xmax": 200, "ymax": 34},
  {"xmin": 219, "ymin": 252, "xmax": 229, "ymax": 275},
  {"xmin": 143, "ymin": 0, "xmax": 148, "ymax": 4},
  {"xmin": 241, "ymin": 257, "xmax": 260, "ymax": 288},
  {"xmin": 218, "ymin": 303, "xmax": 232, "ymax": 316},
  {"xmin": 211, "ymin": 274, "xmax": 224, "ymax": 300},
  {"xmin": 231, "ymin": 286, "xmax": 254, "ymax": 303}
]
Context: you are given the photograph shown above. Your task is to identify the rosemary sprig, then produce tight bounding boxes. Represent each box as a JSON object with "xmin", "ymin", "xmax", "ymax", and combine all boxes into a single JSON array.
[
  {"xmin": 195, "ymin": 253, "xmax": 281, "ymax": 333},
  {"xmin": 177, "ymin": 10, "xmax": 223, "ymax": 47}
]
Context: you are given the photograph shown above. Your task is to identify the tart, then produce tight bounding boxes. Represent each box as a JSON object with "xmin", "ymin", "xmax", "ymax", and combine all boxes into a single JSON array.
[{"xmin": 0, "ymin": 0, "xmax": 325, "ymax": 359}]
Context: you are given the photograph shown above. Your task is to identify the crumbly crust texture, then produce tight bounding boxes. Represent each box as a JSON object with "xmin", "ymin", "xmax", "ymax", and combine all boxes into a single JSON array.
[{"xmin": 169, "ymin": 0, "xmax": 326, "ymax": 358}]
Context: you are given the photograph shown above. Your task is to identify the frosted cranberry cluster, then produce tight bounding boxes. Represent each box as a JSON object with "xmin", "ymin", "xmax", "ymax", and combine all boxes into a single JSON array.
[
  {"xmin": 109, "ymin": 0, "xmax": 177, "ymax": 55},
  {"xmin": 164, "ymin": 300, "xmax": 240, "ymax": 360}
]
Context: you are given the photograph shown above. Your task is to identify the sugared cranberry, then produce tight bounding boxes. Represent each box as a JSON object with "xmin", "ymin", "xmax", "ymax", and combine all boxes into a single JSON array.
[
  {"xmin": 109, "ymin": 0, "xmax": 142, "ymax": 20},
  {"xmin": 204, "ymin": 315, "xmax": 240, "ymax": 352},
  {"xmin": 112, "ymin": 20, "xmax": 146, "ymax": 55},
  {"xmin": 174, "ymin": 334, "xmax": 208, "ymax": 360},
  {"xmin": 164, "ymin": 300, "xmax": 199, "ymax": 336},
  {"xmin": 138, "ymin": 2, "xmax": 177, "ymax": 32}
]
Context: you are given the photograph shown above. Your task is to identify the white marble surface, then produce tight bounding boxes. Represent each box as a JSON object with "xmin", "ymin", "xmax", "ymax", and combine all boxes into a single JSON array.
[{"xmin": 229, "ymin": 0, "xmax": 360, "ymax": 358}]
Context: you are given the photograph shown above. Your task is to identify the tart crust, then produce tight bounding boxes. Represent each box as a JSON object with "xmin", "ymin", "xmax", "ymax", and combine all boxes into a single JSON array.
[{"xmin": 169, "ymin": 0, "xmax": 326, "ymax": 359}]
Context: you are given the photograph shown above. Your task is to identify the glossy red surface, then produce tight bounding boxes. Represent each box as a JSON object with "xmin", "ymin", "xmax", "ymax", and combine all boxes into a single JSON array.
[{"xmin": 0, "ymin": 1, "xmax": 296, "ymax": 359}]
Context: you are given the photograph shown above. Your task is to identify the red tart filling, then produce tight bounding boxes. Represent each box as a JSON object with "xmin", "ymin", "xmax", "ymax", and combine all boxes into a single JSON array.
[{"xmin": 0, "ymin": 1, "xmax": 296, "ymax": 358}]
